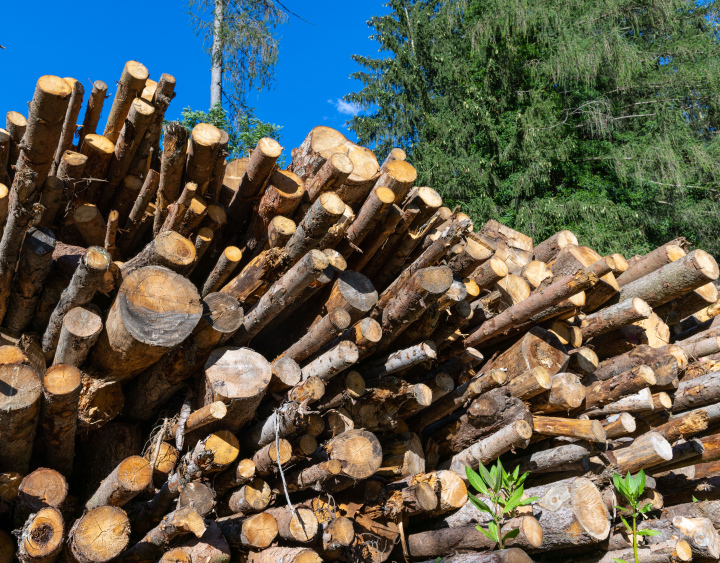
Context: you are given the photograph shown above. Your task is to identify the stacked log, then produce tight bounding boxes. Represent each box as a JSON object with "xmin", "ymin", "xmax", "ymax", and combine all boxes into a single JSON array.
[{"xmin": 0, "ymin": 64, "xmax": 719, "ymax": 563}]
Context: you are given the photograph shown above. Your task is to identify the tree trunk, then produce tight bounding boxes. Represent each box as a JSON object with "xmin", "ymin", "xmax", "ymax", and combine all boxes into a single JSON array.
[
  {"xmin": 73, "ymin": 204, "xmax": 107, "ymax": 247},
  {"xmin": 584, "ymin": 365, "xmax": 656, "ymax": 411},
  {"xmin": 6, "ymin": 110, "xmax": 27, "ymax": 181},
  {"xmin": 603, "ymin": 412, "xmax": 637, "ymax": 439},
  {"xmin": 117, "ymin": 170, "xmax": 160, "ymax": 255},
  {"xmin": 263, "ymin": 508, "xmax": 319, "ymax": 544},
  {"xmin": 85, "ymin": 455, "xmax": 152, "ymax": 510},
  {"xmin": 201, "ymin": 346, "xmax": 271, "ymax": 432},
  {"xmin": 76, "ymin": 134, "xmax": 114, "ymax": 204},
  {"xmin": 532, "ymin": 416, "xmax": 606, "ymax": 442},
  {"xmin": 90, "ymin": 266, "xmax": 202, "ymax": 382},
  {"xmin": 15, "ymin": 468, "xmax": 68, "ymax": 524},
  {"xmin": 276, "ymin": 308, "xmax": 351, "ymax": 363},
  {"xmin": 179, "ymin": 522, "xmax": 230, "ymax": 563},
  {"xmin": 201, "ymin": 246, "xmax": 242, "ymax": 297},
  {"xmin": 316, "ymin": 429, "xmax": 383, "ymax": 492}
]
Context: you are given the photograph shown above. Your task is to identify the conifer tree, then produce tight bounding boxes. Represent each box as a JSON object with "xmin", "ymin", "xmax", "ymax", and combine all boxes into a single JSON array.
[{"xmin": 347, "ymin": 0, "xmax": 720, "ymax": 256}]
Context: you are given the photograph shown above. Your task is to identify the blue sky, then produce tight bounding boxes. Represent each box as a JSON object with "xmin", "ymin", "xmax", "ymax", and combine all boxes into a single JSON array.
[{"xmin": 0, "ymin": 0, "xmax": 388, "ymax": 152}]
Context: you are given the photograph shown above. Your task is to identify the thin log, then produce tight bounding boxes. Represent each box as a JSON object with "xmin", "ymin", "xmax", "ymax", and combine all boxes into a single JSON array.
[{"xmin": 102, "ymin": 60, "xmax": 148, "ymax": 144}]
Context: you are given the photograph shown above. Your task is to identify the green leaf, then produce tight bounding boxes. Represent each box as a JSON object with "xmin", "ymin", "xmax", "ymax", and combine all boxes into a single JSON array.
[
  {"xmin": 641, "ymin": 503, "xmax": 653, "ymax": 513},
  {"xmin": 512, "ymin": 465, "xmax": 520, "ymax": 481},
  {"xmin": 468, "ymin": 493, "xmax": 493, "ymax": 515},
  {"xmin": 517, "ymin": 472, "xmax": 529, "ymax": 488},
  {"xmin": 478, "ymin": 463, "xmax": 494, "ymax": 491},
  {"xmin": 612, "ymin": 559, "xmax": 630, "ymax": 563},
  {"xmin": 637, "ymin": 529, "xmax": 662, "ymax": 537},
  {"xmin": 693, "ymin": 496, "xmax": 699, "ymax": 502},
  {"xmin": 466, "ymin": 466, "xmax": 488, "ymax": 495},
  {"xmin": 494, "ymin": 460, "xmax": 504, "ymax": 493},
  {"xmin": 503, "ymin": 528, "xmax": 520, "ymax": 541},
  {"xmin": 488, "ymin": 521, "xmax": 501, "ymax": 543},
  {"xmin": 620, "ymin": 516, "xmax": 632, "ymax": 532},
  {"xmin": 637, "ymin": 469, "xmax": 646, "ymax": 494},
  {"xmin": 476, "ymin": 525, "xmax": 498, "ymax": 542},
  {"xmin": 614, "ymin": 506, "xmax": 627, "ymax": 512},
  {"xmin": 612, "ymin": 473, "xmax": 625, "ymax": 497},
  {"xmin": 518, "ymin": 496, "xmax": 539, "ymax": 506}
]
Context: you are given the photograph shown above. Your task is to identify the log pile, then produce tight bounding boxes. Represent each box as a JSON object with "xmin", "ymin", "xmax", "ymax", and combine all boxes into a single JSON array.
[{"xmin": 0, "ymin": 62, "xmax": 719, "ymax": 563}]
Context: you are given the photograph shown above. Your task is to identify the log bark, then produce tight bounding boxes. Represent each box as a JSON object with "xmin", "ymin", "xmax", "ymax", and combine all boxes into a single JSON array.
[
  {"xmin": 672, "ymin": 370, "xmax": 720, "ymax": 412},
  {"xmin": 156, "ymin": 122, "xmax": 189, "ymax": 225},
  {"xmin": 102, "ymin": 60, "xmax": 148, "ymax": 144},
  {"xmin": 118, "ymin": 170, "xmax": 160, "ymax": 255},
  {"xmin": 581, "ymin": 297, "xmax": 652, "ymax": 339},
  {"xmin": 15, "ymin": 468, "xmax": 68, "ymax": 523},
  {"xmin": 35, "ymin": 364, "xmax": 81, "ymax": 475},
  {"xmin": 277, "ymin": 308, "xmax": 351, "ymax": 363},
  {"xmin": 359, "ymin": 340, "xmax": 437, "ymax": 379},
  {"xmin": 0, "ymin": 170, "xmax": 40, "ymax": 323},
  {"xmin": 235, "ymin": 250, "xmax": 329, "ymax": 345},
  {"xmin": 0, "ymin": 363, "xmax": 42, "ymax": 473},
  {"xmin": 532, "ymin": 416, "xmax": 606, "ymax": 442},
  {"xmin": 85, "ymin": 455, "xmax": 152, "ymax": 509},
  {"xmin": 50, "ymin": 78, "xmax": 84, "ymax": 177},
  {"xmin": 89, "ymin": 265, "xmax": 202, "ymax": 382},
  {"xmin": 179, "ymin": 522, "xmax": 230, "ymax": 563},
  {"xmin": 41, "ymin": 247, "xmax": 110, "ymax": 359},
  {"xmin": 122, "ymin": 292, "xmax": 242, "ymax": 420},
  {"xmin": 201, "ymin": 246, "xmax": 242, "ymax": 297},
  {"xmin": 584, "ymin": 365, "xmax": 656, "ymax": 411},
  {"xmin": 617, "ymin": 243, "xmax": 686, "ymax": 287},
  {"xmin": 6, "ymin": 110, "xmax": 27, "ymax": 181},
  {"xmin": 76, "ymin": 134, "xmax": 114, "ymax": 204},
  {"xmin": 615, "ymin": 249, "xmax": 719, "ymax": 308},
  {"xmin": 603, "ymin": 412, "xmax": 637, "ymax": 439},
  {"xmin": 606, "ymin": 431, "xmax": 674, "ymax": 473},
  {"xmin": 4, "ymin": 227, "xmax": 55, "ymax": 332},
  {"xmin": 465, "ymin": 270, "xmax": 597, "ymax": 348},
  {"xmin": 73, "ymin": 204, "xmax": 107, "ymax": 247},
  {"xmin": 15, "ymin": 76, "xmax": 71, "ymax": 187},
  {"xmin": 484, "ymin": 326, "xmax": 570, "ymax": 380},
  {"xmin": 337, "ymin": 186, "xmax": 395, "ymax": 257},
  {"xmin": 201, "ymin": 346, "xmax": 271, "ymax": 432},
  {"xmin": 552, "ymin": 245, "xmax": 619, "ymax": 311},
  {"xmin": 253, "ymin": 440, "xmax": 292, "ymax": 475},
  {"xmin": 595, "ymin": 343, "xmax": 688, "ymax": 381},
  {"xmin": 65, "ymin": 506, "xmax": 130, "ymax": 563},
  {"xmin": 303, "ymin": 152, "xmax": 353, "ymax": 203}
]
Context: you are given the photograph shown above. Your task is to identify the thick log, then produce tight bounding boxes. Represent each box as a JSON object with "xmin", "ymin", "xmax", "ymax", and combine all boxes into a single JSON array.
[
  {"xmin": 121, "ymin": 507, "xmax": 205, "ymax": 563},
  {"xmin": 15, "ymin": 468, "xmax": 67, "ymax": 525},
  {"xmin": 465, "ymin": 270, "xmax": 597, "ymax": 348},
  {"xmin": 615, "ymin": 249, "xmax": 719, "ymax": 308},
  {"xmin": 53, "ymin": 305, "xmax": 103, "ymax": 368},
  {"xmin": 583, "ymin": 387, "xmax": 656, "ymax": 417},
  {"xmin": 520, "ymin": 260, "xmax": 553, "ymax": 289},
  {"xmin": 50, "ymin": 78, "xmax": 84, "ymax": 177},
  {"xmin": 617, "ymin": 243, "xmax": 686, "ymax": 287},
  {"xmin": 0, "ymin": 363, "xmax": 41, "ymax": 473},
  {"xmin": 253, "ymin": 439, "xmax": 292, "ymax": 475},
  {"xmin": 584, "ymin": 365, "xmax": 656, "ymax": 411},
  {"xmin": 89, "ymin": 266, "xmax": 202, "ymax": 382},
  {"xmin": 4, "ymin": 227, "xmax": 55, "ymax": 332},
  {"xmin": 533, "ymin": 230, "xmax": 578, "ymax": 262},
  {"xmin": 316, "ymin": 429, "xmax": 383, "ymax": 492},
  {"xmin": 34, "ymin": 364, "xmax": 81, "ymax": 475},
  {"xmin": 606, "ymin": 431, "xmax": 674, "ymax": 473},
  {"xmin": 201, "ymin": 246, "xmax": 242, "ymax": 297},
  {"xmin": 301, "ymin": 341, "xmax": 358, "ymax": 382},
  {"xmin": 656, "ymin": 282, "xmax": 719, "ymax": 327},
  {"xmin": 65, "ymin": 506, "xmax": 130, "ymax": 563},
  {"xmin": 568, "ymin": 347, "xmax": 600, "ymax": 375},
  {"xmin": 235, "ymin": 250, "xmax": 328, "ymax": 345},
  {"xmin": 315, "ymin": 270, "xmax": 378, "ymax": 327},
  {"xmin": 529, "ymin": 372, "xmax": 586, "ymax": 414},
  {"xmin": 122, "ymin": 229, "xmax": 195, "ymax": 276},
  {"xmin": 122, "ymin": 292, "xmax": 242, "ymax": 420},
  {"xmin": 76, "ymin": 134, "xmax": 114, "ymax": 203},
  {"xmin": 201, "ymin": 346, "xmax": 271, "ymax": 431},
  {"xmin": 677, "ymin": 335, "xmax": 720, "ymax": 359},
  {"xmin": 375, "ymin": 432, "xmax": 425, "ymax": 479},
  {"xmin": 533, "ymin": 416, "xmax": 606, "ymax": 442},
  {"xmin": 213, "ymin": 458, "xmax": 256, "ymax": 497},
  {"xmin": 672, "ymin": 370, "xmax": 720, "ymax": 412},
  {"xmin": 227, "ymin": 477, "xmax": 272, "ymax": 515},
  {"xmin": 337, "ymin": 186, "xmax": 396, "ymax": 257},
  {"xmin": 595, "ymin": 343, "xmax": 688, "ymax": 381},
  {"xmin": 16, "ymin": 507, "xmax": 63, "ymax": 563},
  {"xmin": 77, "ymin": 80, "xmax": 107, "ymax": 149},
  {"xmin": 551, "ymin": 245, "xmax": 619, "ymax": 311},
  {"xmin": 603, "ymin": 412, "xmax": 637, "ymax": 438}
]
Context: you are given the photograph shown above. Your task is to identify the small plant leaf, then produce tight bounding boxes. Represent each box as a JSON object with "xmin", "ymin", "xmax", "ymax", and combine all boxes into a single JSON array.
[
  {"xmin": 466, "ymin": 466, "xmax": 488, "ymax": 495},
  {"xmin": 614, "ymin": 506, "xmax": 627, "ymax": 512},
  {"xmin": 476, "ymin": 525, "xmax": 498, "ymax": 542},
  {"xmin": 693, "ymin": 496, "xmax": 699, "ymax": 502},
  {"xmin": 637, "ymin": 529, "xmax": 662, "ymax": 537},
  {"xmin": 612, "ymin": 559, "xmax": 630, "ymax": 563},
  {"xmin": 494, "ymin": 460, "xmax": 503, "ymax": 493},
  {"xmin": 637, "ymin": 469, "xmax": 646, "ymax": 494},
  {"xmin": 612, "ymin": 473, "xmax": 624, "ymax": 496},
  {"xmin": 519, "ymin": 496, "xmax": 539, "ymax": 506},
  {"xmin": 512, "ymin": 464, "xmax": 520, "ymax": 480},
  {"xmin": 503, "ymin": 528, "xmax": 520, "ymax": 541},
  {"xmin": 488, "ymin": 521, "xmax": 501, "ymax": 543},
  {"xmin": 620, "ymin": 516, "xmax": 632, "ymax": 532},
  {"xmin": 468, "ymin": 493, "xmax": 493, "ymax": 515},
  {"xmin": 641, "ymin": 502, "xmax": 653, "ymax": 513},
  {"xmin": 478, "ymin": 464, "xmax": 494, "ymax": 491}
]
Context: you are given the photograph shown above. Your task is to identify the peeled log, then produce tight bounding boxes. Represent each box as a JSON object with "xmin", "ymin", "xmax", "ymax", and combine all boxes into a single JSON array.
[{"xmin": 89, "ymin": 266, "xmax": 202, "ymax": 382}]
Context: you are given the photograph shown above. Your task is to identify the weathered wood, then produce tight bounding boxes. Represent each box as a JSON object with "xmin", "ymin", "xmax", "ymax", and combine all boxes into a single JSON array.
[
  {"xmin": 16, "ymin": 507, "xmax": 63, "ymax": 563},
  {"xmin": 301, "ymin": 341, "xmax": 359, "ymax": 382},
  {"xmin": 65, "ymin": 505, "xmax": 130, "ymax": 563},
  {"xmin": 89, "ymin": 266, "xmax": 202, "ymax": 382},
  {"xmin": 277, "ymin": 309, "xmax": 351, "ymax": 363},
  {"xmin": 0, "ymin": 363, "xmax": 42, "ymax": 473}
]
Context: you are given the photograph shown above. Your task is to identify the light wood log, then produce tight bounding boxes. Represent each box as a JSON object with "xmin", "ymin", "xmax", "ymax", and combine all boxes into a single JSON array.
[
  {"xmin": 552, "ymin": 245, "xmax": 619, "ymax": 311},
  {"xmin": 568, "ymin": 346, "xmax": 600, "ymax": 375},
  {"xmin": 50, "ymin": 78, "xmax": 84, "ymax": 178},
  {"xmin": 300, "ymin": 341, "xmax": 358, "ymax": 382},
  {"xmin": 102, "ymin": 61, "xmax": 148, "ymax": 144},
  {"xmin": 85, "ymin": 455, "xmax": 152, "ymax": 509},
  {"xmin": 672, "ymin": 370, "xmax": 720, "ymax": 412},
  {"xmin": 584, "ymin": 387, "xmax": 656, "ymax": 417},
  {"xmin": 76, "ymin": 133, "xmax": 114, "ymax": 203},
  {"xmin": 603, "ymin": 413, "xmax": 637, "ymax": 439},
  {"xmin": 606, "ymin": 431, "xmax": 673, "ymax": 473},
  {"xmin": 317, "ymin": 429, "xmax": 383, "ymax": 492},
  {"xmin": 484, "ymin": 326, "xmax": 569, "ymax": 380},
  {"xmin": 277, "ymin": 308, "xmax": 351, "ymax": 363},
  {"xmin": 73, "ymin": 204, "xmax": 107, "ymax": 247},
  {"xmin": 118, "ymin": 170, "xmax": 160, "ymax": 254},
  {"xmin": 201, "ymin": 346, "xmax": 271, "ymax": 431},
  {"xmin": 304, "ymin": 152, "xmax": 353, "ymax": 203},
  {"xmin": 263, "ymin": 508, "xmax": 319, "ymax": 544},
  {"xmin": 65, "ymin": 506, "xmax": 130, "ymax": 563},
  {"xmin": 359, "ymin": 340, "xmax": 437, "ymax": 379},
  {"xmin": 156, "ymin": 122, "xmax": 189, "ymax": 228},
  {"xmin": 617, "ymin": 243, "xmax": 686, "ymax": 287},
  {"xmin": 533, "ymin": 230, "xmax": 578, "ymax": 262},
  {"xmin": 533, "ymin": 416, "xmax": 606, "ymax": 442},
  {"xmin": 15, "ymin": 468, "xmax": 68, "ymax": 525},
  {"xmin": 121, "ymin": 507, "xmax": 205, "ymax": 563},
  {"xmin": 77, "ymin": 80, "xmax": 107, "ymax": 150},
  {"xmin": 179, "ymin": 522, "xmax": 230, "ymax": 563},
  {"xmin": 6, "ymin": 110, "xmax": 27, "ymax": 182},
  {"xmin": 201, "ymin": 246, "xmax": 241, "ymax": 297},
  {"xmin": 581, "ymin": 297, "xmax": 652, "ymax": 339},
  {"xmin": 584, "ymin": 365, "xmax": 656, "ymax": 411},
  {"xmin": 0, "ymin": 363, "xmax": 41, "ymax": 473},
  {"xmin": 90, "ymin": 266, "xmax": 202, "ymax": 382},
  {"xmin": 17, "ymin": 507, "xmax": 63, "ymax": 563},
  {"xmin": 595, "ymin": 343, "xmax": 688, "ymax": 381}
]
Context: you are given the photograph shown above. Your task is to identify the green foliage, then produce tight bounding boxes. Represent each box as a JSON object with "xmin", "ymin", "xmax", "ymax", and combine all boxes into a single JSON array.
[
  {"xmin": 178, "ymin": 103, "xmax": 283, "ymax": 162},
  {"xmin": 347, "ymin": 0, "xmax": 720, "ymax": 257},
  {"xmin": 613, "ymin": 470, "xmax": 661, "ymax": 563},
  {"xmin": 188, "ymin": 0, "xmax": 286, "ymax": 112},
  {"xmin": 465, "ymin": 460, "xmax": 538, "ymax": 550}
]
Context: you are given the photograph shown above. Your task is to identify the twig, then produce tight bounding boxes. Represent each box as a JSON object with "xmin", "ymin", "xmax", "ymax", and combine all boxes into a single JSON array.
[{"xmin": 176, "ymin": 392, "xmax": 193, "ymax": 450}]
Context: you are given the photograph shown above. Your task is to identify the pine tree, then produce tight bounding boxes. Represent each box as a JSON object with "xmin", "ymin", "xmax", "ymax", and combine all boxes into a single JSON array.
[{"xmin": 347, "ymin": 0, "xmax": 720, "ymax": 256}]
